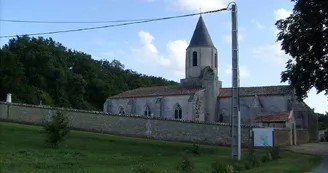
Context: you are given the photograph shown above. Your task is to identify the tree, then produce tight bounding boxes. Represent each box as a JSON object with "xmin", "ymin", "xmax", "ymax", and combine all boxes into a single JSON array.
[
  {"xmin": 43, "ymin": 111, "xmax": 70, "ymax": 148},
  {"xmin": 276, "ymin": 0, "xmax": 328, "ymax": 100},
  {"xmin": 0, "ymin": 36, "xmax": 178, "ymax": 110}
]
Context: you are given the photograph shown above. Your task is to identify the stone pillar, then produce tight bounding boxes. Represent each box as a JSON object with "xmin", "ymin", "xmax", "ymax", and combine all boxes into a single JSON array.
[{"xmin": 6, "ymin": 93, "xmax": 12, "ymax": 103}]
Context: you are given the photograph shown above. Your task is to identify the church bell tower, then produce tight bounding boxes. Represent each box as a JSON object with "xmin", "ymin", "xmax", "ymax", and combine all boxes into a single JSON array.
[{"xmin": 180, "ymin": 15, "xmax": 219, "ymax": 122}]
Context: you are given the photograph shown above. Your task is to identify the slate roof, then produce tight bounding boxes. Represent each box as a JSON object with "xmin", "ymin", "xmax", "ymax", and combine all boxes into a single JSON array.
[
  {"xmin": 255, "ymin": 112, "xmax": 291, "ymax": 122},
  {"xmin": 109, "ymin": 85, "xmax": 202, "ymax": 99},
  {"xmin": 109, "ymin": 85, "xmax": 293, "ymax": 99},
  {"xmin": 219, "ymin": 85, "xmax": 293, "ymax": 97},
  {"xmin": 187, "ymin": 15, "xmax": 215, "ymax": 49}
]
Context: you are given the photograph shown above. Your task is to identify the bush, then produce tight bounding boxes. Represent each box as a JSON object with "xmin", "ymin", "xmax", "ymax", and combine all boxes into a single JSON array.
[
  {"xmin": 324, "ymin": 129, "xmax": 328, "ymax": 141},
  {"xmin": 43, "ymin": 111, "xmax": 70, "ymax": 148},
  {"xmin": 231, "ymin": 162, "xmax": 244, "ymax": 171},
  {"xmin": 189, "ymin": 144, "xmax": 200, "ymax": 156},
  {"xmin": 245, "ymin": 150, "xmax": 260, "ymax": 169},
  {"xmin": 132, "ymin": 164, "xmax": 155, "ymax": 173},
  {"xmin": 266, "ymin": 146, "xmax": 280, "ymax": 160},
  {"xmin": 211, "ymin": 160, "xmax": 234, "ymax": 173},
  {"xmin": 261, "ymin": 152, "xmax": 272, "ymax": 163},
  {"xmin": 176, "ymin": 154, "xmax": 194, "ymax": 173}
]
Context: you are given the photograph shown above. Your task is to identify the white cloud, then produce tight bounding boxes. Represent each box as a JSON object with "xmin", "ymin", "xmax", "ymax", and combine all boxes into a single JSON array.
[
  {"xmin": 131, "ymin": 30, "xmax": 188, "ymax": 78},
  {"xmin": 251, "ymin": 19, "xmax": 264, "ymax": 30},
  {"xmin": 225, "ymin": 65, "xmax": 250, "ymax": 78},
  {"xmin": 171, "ymin": 0, "xmax": 229, "ymax": 12},
  {"xmin": 274, "ymin": 8, "xmax": 292, "ymax": 20},
  {"xmin": 252, "ymin": 42, "xmax": 290, "ymax": 66}
]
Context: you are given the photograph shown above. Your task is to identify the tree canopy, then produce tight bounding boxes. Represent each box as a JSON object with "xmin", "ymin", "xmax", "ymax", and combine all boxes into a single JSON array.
[
  {"xmin": 0, "ymin": 36, "xmax": 178, "ymax": 110},
  {"xmin": 276, "ymin": 0, "xmax": 327, "ymax": 101}
]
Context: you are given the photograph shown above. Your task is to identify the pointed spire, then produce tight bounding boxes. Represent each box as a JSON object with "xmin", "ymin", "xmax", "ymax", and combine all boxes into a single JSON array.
[{"xmin": 187, "ymin": 15, "xmax": 215, "ymax": 49}]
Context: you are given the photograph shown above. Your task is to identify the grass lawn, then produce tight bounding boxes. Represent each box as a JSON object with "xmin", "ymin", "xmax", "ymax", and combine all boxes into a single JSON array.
[{"xmin": 0, "ymin": 122, "xmax": 321, "ymax": 173}]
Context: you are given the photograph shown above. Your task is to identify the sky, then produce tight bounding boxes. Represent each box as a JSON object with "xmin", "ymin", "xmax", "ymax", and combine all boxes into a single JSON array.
[{"xmin": 0, "ymin": 0, "xmax": 327, "ymax": 113}]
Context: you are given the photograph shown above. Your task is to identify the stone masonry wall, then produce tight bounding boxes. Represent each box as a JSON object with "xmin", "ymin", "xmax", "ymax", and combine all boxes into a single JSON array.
[
  {"xmin": 296, "ymin": 129, "xmax": 310, "ymax": 144},
  {"xmin": 0, "ymin": 102, "xmax": 253, "ymax": 146},
  {"xmin": 274, "ymin": 129, "xmax": 291, "ymax": 146}
]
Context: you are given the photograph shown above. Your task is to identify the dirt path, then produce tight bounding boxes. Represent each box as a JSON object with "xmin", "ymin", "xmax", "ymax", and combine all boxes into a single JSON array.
[
  {"xmin": 286, "ymin": 142, "xmax": 328, "ymax": 156},
  {"xmin": 286, "ymin": 142, "xmax": 328, "ymax": 173}
]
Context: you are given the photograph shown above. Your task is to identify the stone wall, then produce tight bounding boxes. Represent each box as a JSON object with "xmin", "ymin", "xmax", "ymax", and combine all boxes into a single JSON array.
[
  {"xmin": 297, "ymin": 129, "xmax": 310, "ymax": 144},
  {"xmin": 0, "ymin": 102, "xmax": 253, "ymax": 146},
  {"xmin": 273, "ymin": 129, "xmax": 291, "ymax": 146}
]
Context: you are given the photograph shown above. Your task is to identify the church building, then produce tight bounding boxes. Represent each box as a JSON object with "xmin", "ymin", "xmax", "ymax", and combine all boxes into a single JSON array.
[{"xmin": 103, "ymin": 15, "xmax": 318, "ymax": 140}]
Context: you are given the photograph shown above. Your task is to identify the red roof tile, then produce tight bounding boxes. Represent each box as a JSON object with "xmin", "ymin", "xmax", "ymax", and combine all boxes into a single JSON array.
[
  {"xmin": 255, "ymin": 112, "xmax": 290, "ymax": 122},
  {"xmin": 219, "ymin": 85, "xmax": 292, "ymax": 97},
  {"xmin": 109, "ymin": 85, "xmax": 293, "ymax": 99},
  {"xmin": 109, "ymin": 85, "xmax": 202, "ymax": 99}
]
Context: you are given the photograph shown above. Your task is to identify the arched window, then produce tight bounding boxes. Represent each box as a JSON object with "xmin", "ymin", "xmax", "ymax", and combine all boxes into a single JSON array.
[
  {"xmin": 144, "ymin": 106, "xmax": 152, "ymax": 117},
  {"xmin": 118, "ymin": 106, "xmax": 125, "ymax": 114},
  {"xmin": 219, "ymin": 114, "xmax": 223, "ymax": 122},
  {"xmin": 174, "ymin": 104, "xmax": 182, "ymax": 119},
  {"xmin": 192, "ymin": 51, "xmax": 198, "ymax": 66},
  {"xmin": 214, "ymin": 53, "xmax": 218, "ymax": 68}
]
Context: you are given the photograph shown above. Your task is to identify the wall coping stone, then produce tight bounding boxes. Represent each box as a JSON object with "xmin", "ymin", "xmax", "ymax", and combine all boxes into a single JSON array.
[{"xmin": 0, "ymin": 102, "xmax": 257, "ymax": 128}]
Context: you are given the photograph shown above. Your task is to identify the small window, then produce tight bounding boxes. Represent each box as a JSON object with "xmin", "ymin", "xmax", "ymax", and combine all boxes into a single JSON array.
[
  {"xmin": 118, "ymin": 106, "xmax": 125, "ymax": 114},
  {"xmin": 144, "ymin": 106, "xmax": 152, "ymax": 117},
  {"xmin": 192, "ymin": 51, "xmax": 198, "ymax": 66},
  {"xmin": 174, "ymin": 104, "xmax": 182, "ymax": 119},
  {"xmin": 214, "ymin": 53, "xmax": 218, "ymax": 68},
  {"xmin": 219, "ymin": 114, "xmax": 223, "ymax": 122}
]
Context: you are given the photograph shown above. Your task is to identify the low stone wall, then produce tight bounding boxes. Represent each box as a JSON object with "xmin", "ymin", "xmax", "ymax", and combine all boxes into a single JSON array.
[
  {"xmin": 274, "ymin": 129, "xmax": 291, "ymax": 146},
  {"xmin": 297, "ymin": 129, "xmax": 309, "ymax": 144},
  {"xmin": 0, "ymin": 102, "xmax": 253, "ymax": 146}
]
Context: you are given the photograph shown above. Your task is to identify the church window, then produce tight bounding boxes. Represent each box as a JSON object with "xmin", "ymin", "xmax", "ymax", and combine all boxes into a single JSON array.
[
  {"xmin": 192, "ymin": 51, "xmax": 198, "ymax": 66},
  {"xmin": 174, "ymin": 104, "xmax": 182, "ymax": 119},
  {"xmin": 214, "ymin": 53, "xmax": 218, "ymax": 68},
  {"xmin": 219, "ymin": 114, "xmax": 223, "ymax": 122},
  {"xmin": 118, "ymin": 106, "xmax": 125, "ymax": 114},
  {"xmin": 144, "ymin": 106, "xmax": 152, "ymax": 117}
]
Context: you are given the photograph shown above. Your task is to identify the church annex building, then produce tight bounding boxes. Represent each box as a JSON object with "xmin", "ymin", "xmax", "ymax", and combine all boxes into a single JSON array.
[{"xmin": 103, "ymin": 16, "xmax": 318, "ymax": 141}]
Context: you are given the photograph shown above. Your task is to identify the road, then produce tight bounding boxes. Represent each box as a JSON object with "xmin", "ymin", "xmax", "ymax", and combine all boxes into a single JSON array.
[{"xmin": 286, "ymin": 142, "xmax": 328, "ymax": 173}]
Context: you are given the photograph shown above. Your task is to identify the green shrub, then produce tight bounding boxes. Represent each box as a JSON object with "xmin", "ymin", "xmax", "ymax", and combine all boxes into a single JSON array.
[
  {"xmin": 261, "ymin": 152, "xmax": 272, "ymax": 163},
  {"xmin": 246, "ymin": 150, "xmax": 260, "ymax": 168},
  {"xmin": 132, "ymin": 164, "xmax": 155, "ymax": 173},
  {"xmin": 176, "ymin": 154, "xmax": 194, "ymax": 173},
  {"xmin": 231, "ymin": 162, "xmax": 244, "ymax": 171},
  {"xmin": 211, "ymin": 160, "xmax": 234, "ymax": 173},
  {"xmin": 324, "ymin": 129, "xmax": 328, "ymax": 141},
  {"xmin": 188, "ymin": 143, "xmax": 200, "ymax": 156},
  {"xmin": 266, "ymin": 146, "xmax": 280, "ymax": 160},
  {"xmin": 43, "ymin": 111, "xmax": 70, "ymax": 148}
]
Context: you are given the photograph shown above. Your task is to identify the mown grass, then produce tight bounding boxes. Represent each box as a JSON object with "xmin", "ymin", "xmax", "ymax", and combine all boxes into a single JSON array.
[{"xmin": 0, "ymin": 122, "xmax": 321, "ymax": 173}]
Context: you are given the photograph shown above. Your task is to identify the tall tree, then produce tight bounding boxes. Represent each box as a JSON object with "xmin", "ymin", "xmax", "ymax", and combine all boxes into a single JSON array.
[
  {"xmin": 0, "ymin": 36, "xmax": 178, "ymax": 110},
  {"xmin": 276, "ymin": 0, "xmax": 328, "ymax": 100}
]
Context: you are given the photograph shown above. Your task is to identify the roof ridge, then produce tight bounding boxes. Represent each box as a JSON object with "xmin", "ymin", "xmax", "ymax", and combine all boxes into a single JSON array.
[{"xmin": 220, "ymin": 85, "xmax": 291, "ymax": 89}]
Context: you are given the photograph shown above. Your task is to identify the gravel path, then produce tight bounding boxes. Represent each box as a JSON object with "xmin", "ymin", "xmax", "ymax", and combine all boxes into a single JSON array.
[
  {"xmin": 309, "ymin": 156, "xmax": 328, "ymax": 173},
  {"xmin": 286, "ymin": 142, "xmax": 328, "ymax": 173}
]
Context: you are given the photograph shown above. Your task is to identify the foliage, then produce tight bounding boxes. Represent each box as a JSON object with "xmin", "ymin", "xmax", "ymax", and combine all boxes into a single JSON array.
[
  {"xmin": 0, "ymin": 36, "xmax": 177, "ymax": 110},
  {"xmin": 245, "ymin": 150, "xmax": 260, "ymax": 169},
  {"xmin": 188, "ymin": 143, "xmax": 201, "ymax": 156},
  {"xmin": 261, "ymin": 152, "xmax": 272, "ymax": 163},
  {"xmin": 318, "ymin": 114, "xmax": 328, "ymax": 130},
  {"xmin": 43, "ymin": 111, "xmax": 70, "ymax": 148},
  {"xmin": 265, "ymin": 146, "xmax": 280, "ymax": 160},
  {"xmin": 132, "ymin": 164, "xmax": 156, "ymax": 173},
  {"xmin": 176, "ymin": 154, "xmax": 194, "ymax": 173},
  {"xmin": 275, "ymin": 0, "xmax": 328, "ymax": 100},
  {"xmin": 211, "ymin": 160, "xmax": 234, "ymax": 173}
]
